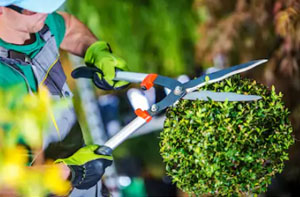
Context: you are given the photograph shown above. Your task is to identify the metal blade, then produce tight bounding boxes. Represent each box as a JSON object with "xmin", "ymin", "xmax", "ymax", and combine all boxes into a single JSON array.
[
  {"xmin": 184, "ymin": 59, "xmax": 268, "ymax": 93},
  {"xmin": 183, "ymin": 91, "xmax": 262, "ymax": 101}
]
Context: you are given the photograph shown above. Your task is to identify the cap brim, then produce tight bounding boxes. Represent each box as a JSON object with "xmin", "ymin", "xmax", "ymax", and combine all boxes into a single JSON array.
[{"xmin": 14, "ymin": 0, "xmax": 66, "ymax": 13}]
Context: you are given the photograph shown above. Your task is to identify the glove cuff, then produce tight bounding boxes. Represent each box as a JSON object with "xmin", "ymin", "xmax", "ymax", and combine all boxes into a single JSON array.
[
  {"xmin": 96, "ymin": 146, "xmax": 113, "ymax": 156},
  {"xmin": 69, "ymin": 165, "xmax": 85, "ymax": 187}
]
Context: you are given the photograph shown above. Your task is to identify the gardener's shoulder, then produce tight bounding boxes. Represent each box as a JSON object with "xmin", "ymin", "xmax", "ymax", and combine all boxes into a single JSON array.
[{"xmin": 45, "ymin": 12, "xmax": 66, "ymax": 48}]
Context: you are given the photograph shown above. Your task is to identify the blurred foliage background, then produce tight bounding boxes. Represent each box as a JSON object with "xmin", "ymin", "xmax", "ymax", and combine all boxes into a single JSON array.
[
  {"xmin": 66, "ymin": 0, "xmax": 198, "ymax": 76},
  {"xmin": 64, "ymin": 0, "xmax": 300, "ymax": 196}
]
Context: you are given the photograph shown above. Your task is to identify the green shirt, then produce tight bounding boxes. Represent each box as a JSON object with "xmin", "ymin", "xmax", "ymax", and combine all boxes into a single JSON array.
[{"xmin": 0, "ymin": 12, "xmax": 66, "ymax": 93}]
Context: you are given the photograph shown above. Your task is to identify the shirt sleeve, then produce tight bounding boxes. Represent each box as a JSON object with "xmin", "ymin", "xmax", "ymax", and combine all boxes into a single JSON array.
[{"xmin": 45, "ymin": 12, "xmax": 66, "ymax": 48}]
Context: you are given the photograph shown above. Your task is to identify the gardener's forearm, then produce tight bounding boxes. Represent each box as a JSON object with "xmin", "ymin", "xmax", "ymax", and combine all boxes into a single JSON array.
[{"xmin": 58, "ymin": 11, "xmax": 98, "ymax": 57}]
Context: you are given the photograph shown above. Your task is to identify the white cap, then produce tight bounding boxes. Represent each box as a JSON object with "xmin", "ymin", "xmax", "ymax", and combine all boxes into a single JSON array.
[{"xmin": 0, "ymin": 0, "xmax": 66, "ymax": 13}]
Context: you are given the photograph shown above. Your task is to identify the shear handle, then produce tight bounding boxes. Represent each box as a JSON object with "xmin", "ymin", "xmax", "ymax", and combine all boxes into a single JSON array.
[{"xmin": 114, "ymin": 71, "xmax": 148, "ymax": 83}]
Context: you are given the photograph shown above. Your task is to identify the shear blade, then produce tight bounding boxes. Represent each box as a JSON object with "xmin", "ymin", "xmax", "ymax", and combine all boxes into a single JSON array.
[
  {"xmin": 184, "ymin": 59, "xmax": 268, "ymax": 92},
  {"xmin": 183, "ymin": 91, "xmax": 261, "ymax": 101}
]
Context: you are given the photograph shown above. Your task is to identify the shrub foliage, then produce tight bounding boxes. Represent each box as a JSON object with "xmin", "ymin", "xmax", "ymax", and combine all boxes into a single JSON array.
[{"xmin": 160, "ymin": 75, "xmax": 294, "ymax": 195}]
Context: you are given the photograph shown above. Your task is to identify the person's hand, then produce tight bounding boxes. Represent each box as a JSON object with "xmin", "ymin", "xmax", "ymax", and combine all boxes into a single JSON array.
[
  {"xmin": 71, "ymin": 41, "xmax": 129, "ymax": 90},
  {"xmin": 55, "ymin": 145, "xmax": 113, "ymax": 190}
]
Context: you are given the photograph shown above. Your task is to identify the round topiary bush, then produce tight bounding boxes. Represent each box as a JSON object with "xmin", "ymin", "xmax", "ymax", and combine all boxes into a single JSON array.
[{"xmin": 160, "ymin": 75, "xmax": 294, "ymax": 196}]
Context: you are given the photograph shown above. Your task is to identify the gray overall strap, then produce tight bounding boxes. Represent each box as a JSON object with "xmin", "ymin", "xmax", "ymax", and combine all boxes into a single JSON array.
[
  {"xmin": 39, "ymin": 25, "xmax": 52, "ymax": 41},
  {"xmin": 31, "ymin": 25, "xmax": 73, "ymax": 98}
]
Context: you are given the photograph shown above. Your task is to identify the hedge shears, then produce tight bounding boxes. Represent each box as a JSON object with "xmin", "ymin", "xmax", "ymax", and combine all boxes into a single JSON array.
[{"xmin": 72, "ymin": 59, "xmax": 267, "ymax": 152}]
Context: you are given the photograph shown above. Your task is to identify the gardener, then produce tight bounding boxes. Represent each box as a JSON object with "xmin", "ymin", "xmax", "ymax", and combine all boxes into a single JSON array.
[{"xmin": 0, "ymin": 0, "xmax": 129, "ymax": 194}]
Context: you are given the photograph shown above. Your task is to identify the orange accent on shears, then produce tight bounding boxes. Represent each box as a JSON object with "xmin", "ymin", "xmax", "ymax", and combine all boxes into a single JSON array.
[
  {"xmin": 140, "ymin": 74, "xmax": 158, "ymax": 90},
  {"xmin": 135, "ymin": 108, "xmax": 152, "ymax": 122}
]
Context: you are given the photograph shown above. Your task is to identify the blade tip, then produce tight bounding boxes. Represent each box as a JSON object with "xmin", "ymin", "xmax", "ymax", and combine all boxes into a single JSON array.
[
  {"xmin": 255, "ymin": 96, "xmax": 262, "ymax": 100},
  {"xmin": 258, "ymin": 59, "xmax": 268, "ymax": 64}
]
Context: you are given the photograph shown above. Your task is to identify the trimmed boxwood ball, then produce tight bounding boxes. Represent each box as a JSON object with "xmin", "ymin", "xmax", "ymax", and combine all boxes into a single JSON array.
[{"xmin": 160, "ymin": 75, "xmax": 294, "ymax": 196}]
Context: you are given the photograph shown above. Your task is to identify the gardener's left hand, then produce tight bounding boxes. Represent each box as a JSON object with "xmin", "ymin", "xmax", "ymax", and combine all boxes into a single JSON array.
[{"xmin": 55, "ymin": 145, "xmax": 113, "ymax": 190}]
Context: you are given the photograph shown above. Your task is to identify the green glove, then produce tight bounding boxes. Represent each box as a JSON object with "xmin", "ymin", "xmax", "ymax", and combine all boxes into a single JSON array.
[
  {"xmin": 84, "ymin": 41, "xmax": 129, "ymax": 90},
  {"xmin": 55, "ymin": 145, "xmax": 113, "ymax": 189}
]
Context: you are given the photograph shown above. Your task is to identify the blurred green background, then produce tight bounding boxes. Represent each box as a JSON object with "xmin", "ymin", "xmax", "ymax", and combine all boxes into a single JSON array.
[{"xmin": 67, "ymin": 0, "xmax": 198, "ymax": 76}]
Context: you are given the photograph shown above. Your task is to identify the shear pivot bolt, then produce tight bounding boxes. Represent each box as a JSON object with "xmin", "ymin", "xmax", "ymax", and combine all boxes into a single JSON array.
[
  {"xmin": 174, "ymin": 86, "xmax": 183, "ymax": 95},
  {"xmin": 151, "ymin": 104, "xmax": 159, "ymax": 112}
]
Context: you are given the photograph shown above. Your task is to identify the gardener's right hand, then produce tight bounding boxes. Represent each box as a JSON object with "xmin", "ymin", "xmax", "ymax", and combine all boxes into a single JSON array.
[
  {"xmin": 55, "ymin": 145, "xmax": 113, "ymax": 190},
  {"xmin": 71, "ymin": 41, "xmax": 130, "ymax": 90}
]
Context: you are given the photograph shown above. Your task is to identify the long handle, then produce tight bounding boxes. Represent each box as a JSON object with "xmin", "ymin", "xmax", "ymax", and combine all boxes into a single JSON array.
[
  {"xmin": 98, "ymin": 116, "xmax": 148, "ymax": 151},
  {"xmin": 114, "ymin": 71, "xmax": 148, "ymax": 83}
]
